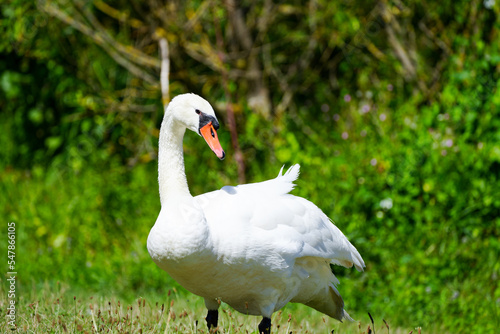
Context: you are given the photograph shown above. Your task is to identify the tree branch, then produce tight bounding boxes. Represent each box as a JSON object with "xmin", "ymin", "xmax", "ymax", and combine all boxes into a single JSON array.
[
  {"xmin": 74, "ymin": 1, "xmax": 160, "ymax": 69},
  {"xmin": 225, "ymin": 0, "xmax": 271, "ymax": 118},
  {"xmin": 213, "ymin": 7, "xmax": 246, "ymax": 184},
  {"xmin": 43, "ymin": 2, "xmax": 159, "ymax": 84},
  {"xmin": 159, "ymin": 38, "xmax": 170, "ymax": 105}
]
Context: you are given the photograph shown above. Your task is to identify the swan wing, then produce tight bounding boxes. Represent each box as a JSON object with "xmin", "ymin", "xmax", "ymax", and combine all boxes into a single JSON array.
[{"xmin": 195, "ymin": 165, "xmax": 365, "ymax": 271}]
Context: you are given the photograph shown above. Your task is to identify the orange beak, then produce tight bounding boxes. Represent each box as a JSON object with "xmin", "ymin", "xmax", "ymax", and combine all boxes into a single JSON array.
[{"xmin": 200, "ymin": 122, "xmax": 225, "ymax": 160}]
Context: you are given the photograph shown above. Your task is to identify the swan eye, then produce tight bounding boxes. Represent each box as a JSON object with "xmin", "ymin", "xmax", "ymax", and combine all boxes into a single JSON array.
[{"xmin": 195, "ymin": 109, "xmax": 201, "ymax": 115}]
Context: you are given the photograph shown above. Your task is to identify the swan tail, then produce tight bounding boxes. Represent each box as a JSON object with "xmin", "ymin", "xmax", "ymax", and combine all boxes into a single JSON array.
[
  {"xmin": 305, "ymin": 284, "xmax": 354, "ymax": 322},
  {"xmin": 341, "ymin": 310, "xmax": 355, "ymax": 322}
]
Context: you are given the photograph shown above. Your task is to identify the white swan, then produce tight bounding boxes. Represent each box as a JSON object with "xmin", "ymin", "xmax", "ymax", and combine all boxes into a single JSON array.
[{"xmin": 147, "ymin": 93, "xmax": 365, "ymax": 334}]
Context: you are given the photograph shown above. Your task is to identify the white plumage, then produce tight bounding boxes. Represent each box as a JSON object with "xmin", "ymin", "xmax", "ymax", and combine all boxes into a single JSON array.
[{"xmin": 147, "ymin": 93, "xmax": 365, "ymax": 334}]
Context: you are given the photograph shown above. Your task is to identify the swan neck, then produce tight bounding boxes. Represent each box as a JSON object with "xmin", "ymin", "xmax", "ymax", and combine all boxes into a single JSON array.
[{"xmin": 158, "ymin": 114, "xmax": 191, "ymax": 204}]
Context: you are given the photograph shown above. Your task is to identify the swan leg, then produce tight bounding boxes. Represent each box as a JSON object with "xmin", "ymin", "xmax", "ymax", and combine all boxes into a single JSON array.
[
  {"xmin": 258, "ymin": 317, "xmax": 272, "ymax": 334},
  {"xmin": 205, "ymin": 309, "xmax": 218, "ymax": 330}
]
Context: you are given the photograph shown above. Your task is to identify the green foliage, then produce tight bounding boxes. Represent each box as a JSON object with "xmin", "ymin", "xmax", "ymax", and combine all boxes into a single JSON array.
[
  {"xmin": 1, "ymin": 163, "xmax": 163, "ymax": 291},
  {"xmin": 1, "ymin": 0, "xmax": 499, "ymax": 333}
]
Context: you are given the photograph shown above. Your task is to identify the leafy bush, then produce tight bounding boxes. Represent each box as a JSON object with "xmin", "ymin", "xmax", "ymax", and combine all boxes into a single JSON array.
[{"xmin": 1, "ymin": 0, "xmax": 499, "ymax": 332}]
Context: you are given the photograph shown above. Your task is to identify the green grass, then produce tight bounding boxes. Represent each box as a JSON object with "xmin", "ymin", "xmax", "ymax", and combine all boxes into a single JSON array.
[
  {"xmin": 1, "ymin": 282, "xmax": 427, "ymax": 334},
  {"xmin": 1, "ymin": 161, "xmax": 499, "ymax": 333}
]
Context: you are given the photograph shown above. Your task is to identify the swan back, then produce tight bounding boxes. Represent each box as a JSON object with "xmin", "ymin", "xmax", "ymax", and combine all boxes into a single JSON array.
[
  {"xmin": 219, "ymin": 164, "xmax": 300, "ymax": 198},
  {"xmin": 196, "ymin": 164, "xmax": 365, "ymax": 271}
]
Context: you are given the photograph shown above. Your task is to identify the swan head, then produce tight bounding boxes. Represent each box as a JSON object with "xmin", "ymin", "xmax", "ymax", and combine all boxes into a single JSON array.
[{"xmin": 166, "ymin": 93, "xmax": 225, "ymax": 160}]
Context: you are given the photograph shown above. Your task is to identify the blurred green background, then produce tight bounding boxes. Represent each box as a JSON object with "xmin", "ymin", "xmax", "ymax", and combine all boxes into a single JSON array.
[{"xmin": 1, "ymin": 0, "xmax": 499, "ymax": 332}]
